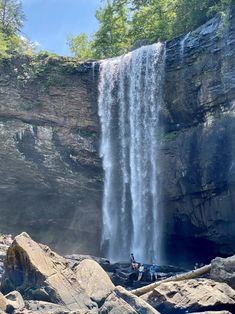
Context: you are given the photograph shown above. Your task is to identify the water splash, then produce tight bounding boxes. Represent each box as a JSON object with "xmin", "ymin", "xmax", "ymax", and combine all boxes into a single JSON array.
[{"xmin": 98, "ymin": 43, "xmax": 165, "ymax": 263}]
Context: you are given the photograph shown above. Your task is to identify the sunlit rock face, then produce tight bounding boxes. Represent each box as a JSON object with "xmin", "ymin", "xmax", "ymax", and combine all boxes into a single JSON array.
[{"xmin": 0, "ymin": 57, "xmax": 102, "ymax": 255}]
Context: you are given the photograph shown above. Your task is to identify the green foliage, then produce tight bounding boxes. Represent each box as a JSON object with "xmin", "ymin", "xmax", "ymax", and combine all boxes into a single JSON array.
[
  {"xmin": 92, "ymin": 1, "xmax": 131, "ymax": 58},
  {"xmin": 0, "ymin": 0, "xmax": 36, "ymax": 57},
  {"xmin": 0, "ymin": 32, "xmax": 8, "ymax": 56},
  {"xmin": 0, "ymin": 0, "xmax": 24, "ymax": 35},
  {"xmin": 162, "ymin": 131, "xmax": 178, "ymax": 142},
  {"xmin": 173, "ymin": 0, "xmax": 233, "ymax": 35},
  {"xmin": 69, "ymin": 0, "xmax": 235, "ymax": 60},
  {"xmin": 67, "ymin": 33, "xmax": 95, "ymax": 61},
  {"xmin": 130, "ymin": 0, "xmax": 178, "ymax": 43}
]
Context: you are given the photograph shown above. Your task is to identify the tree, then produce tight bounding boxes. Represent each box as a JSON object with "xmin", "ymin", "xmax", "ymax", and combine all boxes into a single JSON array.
[
  {"xmin": 68, "ymin": 0, "xmax": 235, "ymax": 59},
  {"xmin": 0, "ymin": 31, "xmax": 8, "ymax": 56},
  {"xmin": 67, "ymin": 33, "xmax": 95, "ymax": 60},
  {"xmin": 130, "ymin": 0, "xmax": 178, "ymax": 43},
  {"xmin": 92, "ymin": 0, "xmax": 131, "ymax": 58},
  {"xmin": 0, "ymin": 0, "xmax": 24, "ymax": 35}
]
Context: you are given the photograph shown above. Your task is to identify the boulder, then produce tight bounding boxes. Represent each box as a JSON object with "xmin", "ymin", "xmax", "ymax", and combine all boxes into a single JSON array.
[
  {"xmin": 142, "ymin": 279, "xmax": 235, "ymax": 313},
  {"xmin": 5, "ymin": 291, "xmax": 24, "ymax": 313},
  {"xmin": 0, "ymin": 292, "xmax": 6, "ymax": 312},
  {"xmin": 99, "ymin": 292, "xmax": 137, "ymax": 314},
  {"xmin": 75, "ymin": 259, "xmax": 114, "ymax": 305},
  {"xmin": 99, "ymin": 286, "xmax": 160, "ymax": 314},
  {"xmin": 20, "ymin": 300, "xmax": 97, "ymax": 313},
  {"xmin": 1, "ymin": 233, "xmax": 109, "ymax": 311},
  {"xmin": 25, "ymin": 300, "xmax": 67, "ymax": 313},
  {"xmin": 210, "ymin": 255, "xmax": 235, "ymax": 289}
]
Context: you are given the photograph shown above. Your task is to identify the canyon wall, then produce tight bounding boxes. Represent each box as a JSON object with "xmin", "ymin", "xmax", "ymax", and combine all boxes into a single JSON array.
[
  {"xmin": 0, "ymin": 7, "xmax": 235, "ymax": 264},
  {"xmin": 0, "ymin": 56, "xmax": 102, "ymax": 255},
  {"xmin": 159, "ymin": 6, "xmax": 235, "ymax": 265}
]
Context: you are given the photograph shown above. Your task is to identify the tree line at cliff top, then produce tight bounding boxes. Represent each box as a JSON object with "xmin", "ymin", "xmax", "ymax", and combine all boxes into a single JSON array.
[
  {"xmin": 68, "ymin": 0, "xmax": 235, "ymax": 60},
  {"xmin": 0, "ymin": 0, "xmax": 235, "ymax": 59},
  {"xmin": 0, "ymin": 0, "xmax": 35, "ymax": 57}
]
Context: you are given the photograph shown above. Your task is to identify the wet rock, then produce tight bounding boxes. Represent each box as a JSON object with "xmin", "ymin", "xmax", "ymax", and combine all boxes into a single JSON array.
[
  {"xmin": 142, "ymin": 278, "xmax": 235, "ymax": 313},
  {"xmin": 159, "ymin": 6, "xmax": 235, "ymax": 265},
  {"xmin": 5, "ymin": 291, "xmax": 24, "ymax": 313},
  {"xmin": 210, "ymin": 255, "xmax": 235, "ymax": 289}
]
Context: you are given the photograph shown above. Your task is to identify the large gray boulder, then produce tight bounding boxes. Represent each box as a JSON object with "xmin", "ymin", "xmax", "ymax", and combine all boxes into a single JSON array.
[
  {"xmin": 99, "ymin": 286, "xmax": 160, "ymax": 314},
  {"xmin": 75, "ymin": 259, "xmax": 114, "ymax": 305},
  {"xmin": 142, "ymin": 278, "xmax": 235, "ymax": 313},
  {"xmin": 1, "ymin": 233, "xmax": 114, "ymax": 312},
  {"xmin": 210, "ymin": 255, "xmax": 235, "ymax": 289},
  {"xmin": 5, "ymin": 291, "xmax": 25, "ymax": 313}
]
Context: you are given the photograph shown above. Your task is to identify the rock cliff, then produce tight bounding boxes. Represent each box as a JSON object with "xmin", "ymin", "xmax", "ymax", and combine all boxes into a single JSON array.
[
  {"xmin": 159, "ymin": 6, "xmax": 235, "ymax": 264},
  {"xmin": 0, "ymin": 55, "xmax": 102, "ymax": 256},
  {"xmin": 1, "ymin": 7, "xmax": 235, "ymax": 265}
]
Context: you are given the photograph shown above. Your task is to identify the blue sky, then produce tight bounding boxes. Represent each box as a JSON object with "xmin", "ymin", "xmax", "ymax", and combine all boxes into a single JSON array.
[{"xmin": 22, "ymin": 0, "xmax": 101, "ymax": 56}]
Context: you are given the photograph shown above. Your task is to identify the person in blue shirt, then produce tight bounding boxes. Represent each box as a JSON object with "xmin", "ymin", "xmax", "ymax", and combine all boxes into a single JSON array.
[{"xmin": 150, "ymin": 264, "xmax": 157, "ymax": 281}]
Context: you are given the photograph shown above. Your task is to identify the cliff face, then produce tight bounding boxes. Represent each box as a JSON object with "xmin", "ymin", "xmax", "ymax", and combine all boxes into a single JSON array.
[
  {"xmin": 1, "ymin": 7, "xmax": 235, "ymax": 264},
  {"xmin": 159, "ymin": 6, "xmax": 235, "ymax": 264},
  {"xmin": 0, "ymin": 56, "xmax": 102, "ymax": 255}
]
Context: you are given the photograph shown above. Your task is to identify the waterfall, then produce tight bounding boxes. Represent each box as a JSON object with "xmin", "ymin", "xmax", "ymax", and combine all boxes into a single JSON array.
[{"xmin": 98, "ymin": 43, "xmax": 165, "ymax": 263}]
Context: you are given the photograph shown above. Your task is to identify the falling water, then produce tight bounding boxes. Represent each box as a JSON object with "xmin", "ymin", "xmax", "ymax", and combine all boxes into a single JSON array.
[{"xmin": 98, "ymin": 43, "xmax": 165, "ymax": 263}]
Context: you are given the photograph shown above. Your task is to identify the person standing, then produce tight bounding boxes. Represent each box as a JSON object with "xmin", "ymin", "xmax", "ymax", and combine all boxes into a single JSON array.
[
  {"xmin": 150, "ymin": 264, "xmax": 157, "ymax": 281},
  {"xmin": 138, "ymin": 264, "xmax": 145, "ymax": 281}
]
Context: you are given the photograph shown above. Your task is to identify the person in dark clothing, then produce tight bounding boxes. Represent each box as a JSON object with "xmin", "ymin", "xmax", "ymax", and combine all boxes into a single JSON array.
[
  {"xmin": 130, "ymin": 253, "xmax": 135, "ymax": 263},
  {"xmin": 130, "ymin": 253, "xmax": 138, "ymax": 270}
]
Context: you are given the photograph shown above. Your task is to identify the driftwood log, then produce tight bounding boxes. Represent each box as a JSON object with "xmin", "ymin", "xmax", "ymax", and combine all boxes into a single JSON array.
[{"xmin": 131, "ymin": 264, "xmax": 212, "ymax": 297}]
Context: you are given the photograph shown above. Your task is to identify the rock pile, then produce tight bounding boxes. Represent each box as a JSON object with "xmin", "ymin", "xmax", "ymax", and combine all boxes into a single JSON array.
[
  {"xmin": 142, "ymin": 279, "xmax": 235, "ymax": 313},
  {"xmin": 0, "ymin": 233, "xmax": 159, "ymax": 314},
  {"xmin": 0, "ymin": 233, "xmax": 235, "ymax": 314}
]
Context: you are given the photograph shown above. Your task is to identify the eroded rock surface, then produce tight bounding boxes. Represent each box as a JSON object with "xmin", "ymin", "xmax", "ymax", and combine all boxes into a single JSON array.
[
  {"xmin": 210, "ymin": 255, "xmax": 235, "ymax": 289},
  {"xmin": 158, "ymin": 6, "xmax": 235, "ymax": 264},
  {"xmin": 0, "ymin": 56, "xmax": 102, "ymax": 256},
  {"xmin": 75, "ymin": 259, "xmax": 114, "ymax": 305},
  {"xmin": 100, "ymin": 286, "xmax": 160, "ymax": 314},
  {"xmin": 142, "ymin": 278, "xmax": 235, "ymax": 313}
]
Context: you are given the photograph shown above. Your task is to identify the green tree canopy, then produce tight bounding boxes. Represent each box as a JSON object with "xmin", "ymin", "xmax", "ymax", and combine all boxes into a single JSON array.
[
  {"xmin": 0, "ymin": 0, "xmax": 27, "ymax": 56},
  {"xmin": 67, "ymin": 33, "xmax": 95, "ymax": 60},
  {"xmin": 69, "ymin": 0, "xmax": 235, "ymax": 60},
  {"xmin": 0, "ymin": 0, "xmax": 24, "ymax": 35}
]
